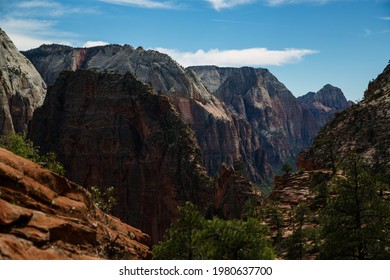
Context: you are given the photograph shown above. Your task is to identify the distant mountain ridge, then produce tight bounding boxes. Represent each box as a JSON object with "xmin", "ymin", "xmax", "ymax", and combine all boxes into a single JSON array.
[
  {"xmin": 23, "ymin": 44, "xmax": 351, "ymax": 183},
  {"xmin": 298, "ymin": 84, "xmax": 353, "ymax": 127}
]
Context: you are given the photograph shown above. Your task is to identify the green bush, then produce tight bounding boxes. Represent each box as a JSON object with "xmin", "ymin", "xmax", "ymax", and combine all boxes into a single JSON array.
[
  {"xmin": 0, "ymin": 132, "xmax": 64, "ymax": 175},
  {"xmin": 153, "ymin": 202, "xmax": 275, "ymax": 260}
]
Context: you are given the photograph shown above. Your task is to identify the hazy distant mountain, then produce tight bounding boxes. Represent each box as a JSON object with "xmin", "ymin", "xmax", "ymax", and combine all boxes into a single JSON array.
[{"xmin": 298, "ymin": 84, "xmax": 353, "ymax": 127}]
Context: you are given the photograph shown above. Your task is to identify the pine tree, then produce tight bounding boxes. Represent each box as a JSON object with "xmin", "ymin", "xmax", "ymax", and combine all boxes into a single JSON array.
[{"xmin": 319, "ymin": 154, "xmax": 390, "ymax": 259}]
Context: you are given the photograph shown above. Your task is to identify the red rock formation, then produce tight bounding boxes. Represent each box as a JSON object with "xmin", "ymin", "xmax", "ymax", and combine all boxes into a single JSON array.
[
  {"xmin": 29, "ymin": 70, "xmax": 212, "ymax": 243},
  {"xmin": 0, "ymin": 147, "xmax": 151, "ymax": 260},
  {"xmin": 215, "ymin": 164, "xmax": 263, "ymax": 219}
]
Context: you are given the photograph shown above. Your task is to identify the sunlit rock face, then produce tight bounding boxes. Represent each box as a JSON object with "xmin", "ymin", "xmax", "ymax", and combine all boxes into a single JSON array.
[
  {"xmin": 0, "ymin": 147, "xmax": 152, "ymax": 260},
  {"xmin": 0, "ymin": 28, "xmax": 46, "ymax": 135}
]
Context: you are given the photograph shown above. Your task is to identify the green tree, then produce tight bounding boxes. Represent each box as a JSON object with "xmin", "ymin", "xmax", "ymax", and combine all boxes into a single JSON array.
[
  {"xmin": 153, "ymin": 202, "xmax": 275, "ymax": 260},
  {"xmin": 286, "ymin": 203, "xmax": 309, "ymax": 260},
  {"xmin": 0, "ymin": 132, "xmax": 64, "ymax": 175},
  {"xmin": 90, "ymin": 185, "xmax": 117, "ymax": 214},
  {"xmin": 281, "ymin": 162, "xmax": 292, "ymax": 175},
  {"xmin": 319, "ymin": 154, "xmax": 390, "ymax": 259},
  {"xmin": 200, "ymin": 217, "xmax": 275, "ymax": 260},
  {"xmin": 153, "ymin": 202, "xmax": 205, "ymax": 260}
]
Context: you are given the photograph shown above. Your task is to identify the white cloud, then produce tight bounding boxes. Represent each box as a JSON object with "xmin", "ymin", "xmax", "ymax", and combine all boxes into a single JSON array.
[
  {"xmin": 154, "ymin": 47, "xmax": 318, "ymax": 67},
  {"xmin": 99, "ymin": 0, "xmax": 178, "ymax": 9},
  {"xmin": 83, "ymin": 41, "xmax": 109, "ymax": 48},
  {"xmin": 0, "ymin": 17, "xmax": 73, "ymax": 50},
  {"xmin": 380, "ymin": 17, "xmax": 390, "ymax": 21},
  {"xmin": 206, "ymin": 0, "xmax": 256, "ymax": 10}
]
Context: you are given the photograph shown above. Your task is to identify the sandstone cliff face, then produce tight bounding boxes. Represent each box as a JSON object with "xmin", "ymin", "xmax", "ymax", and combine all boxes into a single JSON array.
[
  {"xmin": 0, "ymin": 28, "xmax": 46, "ymax": 135},
  {"xmin": 0, "ymin": 147, "xmax": 151, "ymax": 260},
  {"xmin": 23, "ymin": 44, "xmax": 241, "ymax": 180},
  {"xmin": 24, "ymin": 45, "xmax": 351, "ymax": 185},
  {"xmin": 298, "ymin": 84, "xmax": 353, "ymax": 128},
  {"xmin": 214, "ymin": 164, "xmax": 263, "ymax": 220},
  {"xmin": 298, "ymin": 64, "xmax": 390, "ymax": 171},
  {"xmin": 189, "ymin": 66, "xmax": 319, "ymax": 181},
  {"xmin": 28, "ymin": 69, "xmax": 212, "ymax": 243}
]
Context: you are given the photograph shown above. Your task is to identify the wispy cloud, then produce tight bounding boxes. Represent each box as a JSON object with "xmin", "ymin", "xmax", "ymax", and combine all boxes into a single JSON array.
[
  {"xmin": 154, "ymin": 47, "xmax": 318, "ymax": 67},
  {"xmin": 206, "ymin": 0, "xmax": 256, "ymax": 10},
  {"xmin": 380, "ymin": 17, "xmax": 390, "ymax": 21},
  {"xmin": 0, "ymin": 17, "xmax": 74, "ymax": 50},
  {"xmin": 0, "ymin": 0, "xmax": 100, "ymax": 50},
  {"xmin": 83, "ymin": 41, "xmax": 110, "ymax": 48},
  {"xmin": 99, "ymin": 0, "xmax": 179, "ymax": 9}
]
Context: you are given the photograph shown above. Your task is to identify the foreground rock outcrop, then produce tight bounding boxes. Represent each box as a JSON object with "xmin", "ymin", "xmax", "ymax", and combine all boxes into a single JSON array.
[
  {"xmin": 0, "ymin": 147, "xmax": 151, "ymax": 260},
  {"xmin": 29, "ymin": 69, "xmax": 212, "ymax": 243},
  {"xmin": 0, "ymin": 28, "xmax": 46, "ymax": 135}
]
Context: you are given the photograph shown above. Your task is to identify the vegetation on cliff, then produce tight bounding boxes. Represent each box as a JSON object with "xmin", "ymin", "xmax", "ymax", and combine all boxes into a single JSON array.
[{"xmin": 0, "ymin": 132, "xmax": 64, "ymax": 175}]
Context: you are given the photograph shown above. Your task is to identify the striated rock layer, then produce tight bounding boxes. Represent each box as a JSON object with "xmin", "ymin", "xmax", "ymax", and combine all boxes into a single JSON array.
[
  {"xmin": 23, "ymin": 44, "xmax": 241, "ymax": 181},
  {"xmin": 24, "ymin": 44, "xmax": 351, "ymax": 184},
  {"xmin": 0, "ymin": 147, "xmax": 151, "ymax": 260},
  {"xmin": 28, "ymin": 69, "xmax": 212, "ymax": 243},
  {"xmin": 0, "ymin": 28, "xmax": 46, "ymax": 135},
  {"xmin": 189, "ymin": 66, "xmax": 320, "ymax": 181}
]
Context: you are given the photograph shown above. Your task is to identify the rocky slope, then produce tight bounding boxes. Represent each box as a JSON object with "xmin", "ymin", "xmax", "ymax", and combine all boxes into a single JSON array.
[
  {"xmin": 0, "ymin": 147, "xmax": 151, "ymax": 260},
  {"xmin": 298, "ymin": 64, "xmax": 390, "ymax": 172},
  {"xmin": 0, "ymin": 28, "xmax": 46, "ymax": 135},
  {"xmin": 298, "ymin": 84, "xmax": 353, "ymax": 127},
  {"xmin": 28, "ymin": 69, "xmax": 212, "ymax": 243}
]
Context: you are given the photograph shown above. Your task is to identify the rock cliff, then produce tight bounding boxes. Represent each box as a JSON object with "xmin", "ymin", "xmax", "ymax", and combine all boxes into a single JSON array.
[
  {"xmin": 0, "ymin": 147, "xmax": 151, "ymax": 260},
  {"xmin": 214, "ymin": 163, "xmax": 263, "ymax": 219},
  {"xmin": 0, "ymin": 28, "xmax": 46, "ymax": 135},
  {"xmin": 24, "ymin": 45, "xmax": 351, "ymax": 184},
  {"xmin": 23, "ymin": 44, "xmax": 241, "ymax": 180},
  {"xmin": 189, "ymin": 66, "xmax": 320, "ymax": 181},
  {"xmin": 28, "ymin": 69, "xmax": 212, "ymax": 243},
  {"xmin": 298, "ymin": 84, "xmax": 353, "ymax": 127},
  {"xmin": 298, "ymin": 64, "xmax": 390, "ymax": 171}
]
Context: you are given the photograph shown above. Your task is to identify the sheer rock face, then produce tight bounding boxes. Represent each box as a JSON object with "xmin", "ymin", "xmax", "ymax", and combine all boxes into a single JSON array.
[
  {"xmin": 23, "ymin": 44, "xmax": 241, "ymax": 180},
  {"xmin": 24, "ymin": 45, "xmax": 351, "ymax": 184},
  {"xmin": 298, "ymin": 84, "xmax": 353, "ymax": 127},
  {"xmin": 298, "ymin": 64, "xmax": 390, "ymax": 171},
  {"xmin": 0, "ymin": 28, "xmax": 46, "ymax": 135},
  {"xmin": 28, "ymin": 69, "xmax": 212, "ymax": 243},
  {"xmin": 189, "ymin": 66, "xmax": 320, "ymax": 181},
  {"xmin": 0, "ymin": 147, "xmax": 151, "ymax": 260}
]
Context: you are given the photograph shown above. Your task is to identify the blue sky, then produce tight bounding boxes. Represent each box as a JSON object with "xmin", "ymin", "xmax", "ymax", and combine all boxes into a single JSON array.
[{"xmin": 0, "ymin": 0, "xmax": 389, "ymax": 100}]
